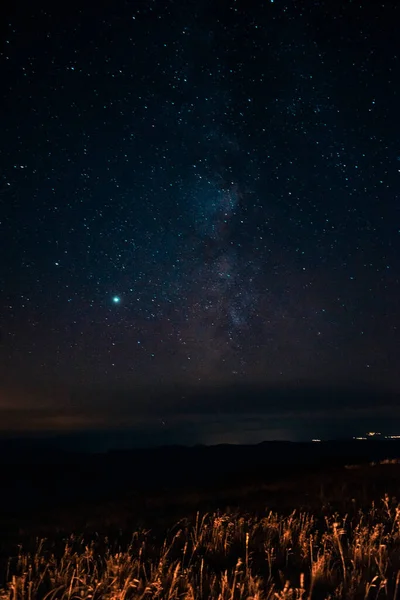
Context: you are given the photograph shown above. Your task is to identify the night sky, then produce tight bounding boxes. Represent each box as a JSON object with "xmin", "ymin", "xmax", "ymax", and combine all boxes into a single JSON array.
[{"xmin": 1, "ymin": 0, "xmax": 399, "ymax": 444}]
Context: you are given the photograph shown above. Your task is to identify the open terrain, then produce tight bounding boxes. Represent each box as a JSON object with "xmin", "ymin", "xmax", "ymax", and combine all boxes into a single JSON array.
[{"xmin": 1, "ymin": 439, "xmax": 400, "ymax": 599}]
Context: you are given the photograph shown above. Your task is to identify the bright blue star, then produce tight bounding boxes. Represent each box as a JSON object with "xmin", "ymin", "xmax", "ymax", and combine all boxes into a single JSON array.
[{"xmin": 112, "ymin": 296, "xmax": 120, "ymax": 304}]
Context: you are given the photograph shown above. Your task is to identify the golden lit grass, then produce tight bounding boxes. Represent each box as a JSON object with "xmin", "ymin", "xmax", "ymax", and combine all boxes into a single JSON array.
[{"xmin": 2, "ymin": 497, "xmax": 400, "ymax": 600}]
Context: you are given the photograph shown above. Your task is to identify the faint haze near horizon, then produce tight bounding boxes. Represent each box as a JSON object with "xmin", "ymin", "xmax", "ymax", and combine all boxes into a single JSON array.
[{"xmin": 0, "ymin": 385, "xmax": 399, "ymax": 451}]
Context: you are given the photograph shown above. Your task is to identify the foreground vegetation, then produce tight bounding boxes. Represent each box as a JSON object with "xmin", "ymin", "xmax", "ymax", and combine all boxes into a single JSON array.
[{"xmin": 2, "ymin": 494, "xmax": 400, "ymax": 600}]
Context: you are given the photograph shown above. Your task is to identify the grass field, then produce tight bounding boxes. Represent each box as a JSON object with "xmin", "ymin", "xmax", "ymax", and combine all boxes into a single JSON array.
[
  {"xmin": 1, "ymin": 459, "xmax": 400, "ymax": 599},
  {"xmin": 2, "ymin": 499, "xmax": 400, "ymax": 599}
]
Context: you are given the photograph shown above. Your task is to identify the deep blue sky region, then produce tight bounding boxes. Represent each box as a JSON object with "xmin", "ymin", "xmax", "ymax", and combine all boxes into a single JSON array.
[{"xmin": 1, "ymin": 0, "xmax": 399, "ymax": 443}]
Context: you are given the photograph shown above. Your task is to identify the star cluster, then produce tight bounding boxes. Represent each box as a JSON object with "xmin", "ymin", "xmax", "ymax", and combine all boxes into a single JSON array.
[{"xmin": 0, "ymin": 0, "xmax": 399, "ymax": 408}]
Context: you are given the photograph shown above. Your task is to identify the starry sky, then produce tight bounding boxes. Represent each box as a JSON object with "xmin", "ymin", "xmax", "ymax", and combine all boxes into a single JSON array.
[{"xmin": 1, "ymin": 0, "xmax": 399, "ymax": 441}]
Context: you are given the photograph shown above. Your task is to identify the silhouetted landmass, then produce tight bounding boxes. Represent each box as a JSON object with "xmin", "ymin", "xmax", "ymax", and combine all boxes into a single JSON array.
[
  {"xmin": 0, "ymin": 436, "xmax": 399, "ymax": 514},
  {"xmin": 1, "ymin": 437, "xmax": 400, "ymax": 578},
  {"xmin": 1, "ymin": 439, "xmax": 400, "ymax": 595}
]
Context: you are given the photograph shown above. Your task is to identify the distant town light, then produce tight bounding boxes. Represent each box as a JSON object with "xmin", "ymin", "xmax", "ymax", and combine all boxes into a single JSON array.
[{"xmin": 311, "ymin": 439, "xmax": 321, "ymax": 442}]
